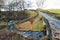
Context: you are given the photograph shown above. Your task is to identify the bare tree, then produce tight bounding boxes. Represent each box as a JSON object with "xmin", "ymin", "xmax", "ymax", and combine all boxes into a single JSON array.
[
  {"xmin": 9, "ymin": 0, "xmax": 21, "ymax": 11},
  {"xmin": 36, "ymin": 0, "xmax": 46, "ymax": 8},
  {"xmin": 8, "ymin": 0, "xmax": 25, "ymax": 11},
  {"xmin": 0, "ymin": 0, "xmax": 4, "ymax": 5},
  {"xmin": 0, "ymin": 0, "xmax": 4, "ymax": 11},
  {"xmin": 8, "ymin": 0, "xmax": 32, "ymax": 11}
]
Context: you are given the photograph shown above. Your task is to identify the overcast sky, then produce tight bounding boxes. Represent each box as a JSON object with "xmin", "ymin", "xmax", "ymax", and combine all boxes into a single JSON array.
[
  {"xmin": 29, "ymin": 0, "xmax": 60, "ymax": 9},
  {"xmin": 3, "ymin": 0, "xmax": 60, "ymax": 9},
  {"xmin": 43, "ymin": 0, "xmax": 60, "ymax": 9}
]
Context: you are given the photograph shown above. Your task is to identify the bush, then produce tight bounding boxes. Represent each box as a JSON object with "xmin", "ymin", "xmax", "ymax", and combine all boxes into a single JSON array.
[{"xmin": 0, "ymin": 10, "xmax": 30, "ymax": 22}]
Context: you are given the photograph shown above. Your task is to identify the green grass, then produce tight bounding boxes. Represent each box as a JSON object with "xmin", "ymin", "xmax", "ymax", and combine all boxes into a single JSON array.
[
  {"xmin": 0, "ymin": 21, "xmax": 7, "ymax": 25},
  {"xmin": 31, "ymin": 14, "xmax": 45, "ymax": 31},
  {"xmin": 48, "ymin": 9, "xmax": 60, "ymax": 15},
  {"xmin": 32, "ymin": 20, "xmax": 45, "ymax": 31},
  {"xmin": 38, "ymin": 9, "xmax": 60, "ymax": 15}
]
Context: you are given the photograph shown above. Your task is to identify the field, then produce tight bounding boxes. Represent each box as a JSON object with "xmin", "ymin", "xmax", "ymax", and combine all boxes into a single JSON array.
[
  {"xmin": 15, "ymin": 10, "xmax": 44, "ymax": 32},
  {"xmin": 48, "ymin": 9, "xmax": 60, "ymax": 15},
  {"xmin": 15, "ymin": 12, "xmax": 45, "ymax": 32}
]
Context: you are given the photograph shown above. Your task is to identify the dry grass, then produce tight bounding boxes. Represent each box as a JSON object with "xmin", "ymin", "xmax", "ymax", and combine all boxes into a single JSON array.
[{"xmin": 15, "ymin": 15, "xmax": 44, "ymax": 31}]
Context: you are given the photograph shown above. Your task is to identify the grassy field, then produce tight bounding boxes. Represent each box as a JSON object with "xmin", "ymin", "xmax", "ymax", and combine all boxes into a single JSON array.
[
  {"xmin": 15, "ymin": 14, "xmax": 45, "ymax": 32},
  {"xmin": 26, "ymin": 10, "xmax": 45, "ymax": 31},
  {"xmin": 32, "ymin": 19, "xmax": 45, "ymax": 31},
  {"xmin": 31, "ymin": 15, "xmax": 45, "ymax": 31},
  {"xmin": 39, "ymin": 9, "xmax": 60, "ymax": 15},
  {"xmin": 47, "ymin": 9, "xmax": 60, "ymax": 15}
]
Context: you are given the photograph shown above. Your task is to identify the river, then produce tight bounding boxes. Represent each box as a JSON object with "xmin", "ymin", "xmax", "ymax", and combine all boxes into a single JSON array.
[
  {"xmin": 7, "ymin": 12, "xmax": 60, "ymax": 40},
  {"xmin": 40, "ymin": 12, "xmax": 60, "ymax": 29}
]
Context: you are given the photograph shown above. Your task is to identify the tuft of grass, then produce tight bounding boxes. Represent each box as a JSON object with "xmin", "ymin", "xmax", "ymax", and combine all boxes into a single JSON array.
[{"xmin": 0, "ymin": 21, "xmax": 7, "ymax": 25}]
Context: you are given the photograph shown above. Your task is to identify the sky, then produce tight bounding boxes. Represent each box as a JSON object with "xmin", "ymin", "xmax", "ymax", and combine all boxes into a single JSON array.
[
  {"xmin": 28, "ymin": 0, "xmax": 60, "ymax": 9},
  {"xmin": 1, "ymin": 0, "xmax": 60, "ymax": 10},
  {"xmin": 43, "ymin": 0, "xmax": 60, "ymax": 9},
  {"xmin": 32, "ymin": 0, "xmax": 60, "ymax": 9}
]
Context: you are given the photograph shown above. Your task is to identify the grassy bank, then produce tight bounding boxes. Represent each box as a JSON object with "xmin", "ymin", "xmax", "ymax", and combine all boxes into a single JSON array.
[
  {"xmin": 15, "ymin": 11, "xmax": 45, "ymax": 32},
  {"xmin": 32, "ymin": 15, "xmax": 45, "ymax": 31},
  {"xmin": 32, "ymin": 19, "xmax": 45, "ymax": 31},
  {"xmin": 48, "ymin": 9, "xmax": 60, "ymax": 15},
  {"xmin": 39, "ymin": 9, "xmax": 60, "ymax": 20}
]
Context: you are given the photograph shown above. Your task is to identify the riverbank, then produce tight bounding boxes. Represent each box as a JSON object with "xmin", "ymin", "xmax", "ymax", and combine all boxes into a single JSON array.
[{"xmin": 40, "ymin": 9, "xmax": 60, "ymax": 20}]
